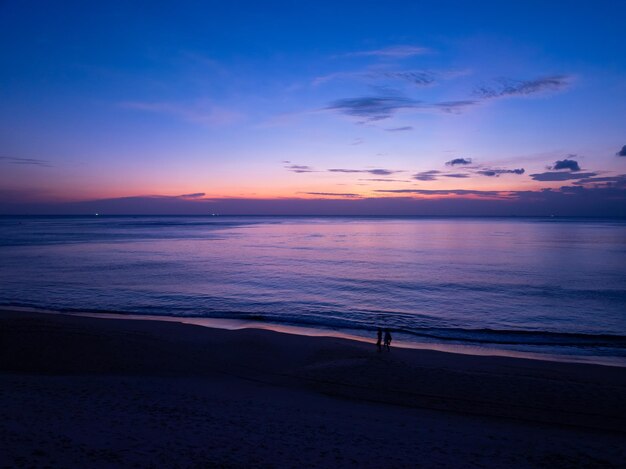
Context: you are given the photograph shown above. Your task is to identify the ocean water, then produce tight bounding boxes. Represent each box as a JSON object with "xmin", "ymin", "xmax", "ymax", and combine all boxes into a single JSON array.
[{"xmin": 1, "ymin": 216, "xmax": 625, "ymax": 364}]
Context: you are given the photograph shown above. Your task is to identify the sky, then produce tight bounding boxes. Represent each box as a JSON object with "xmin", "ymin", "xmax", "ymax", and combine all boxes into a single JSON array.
[{"xmin": 1, "ymin": 0, "xmax": 625, "ymax": 215}]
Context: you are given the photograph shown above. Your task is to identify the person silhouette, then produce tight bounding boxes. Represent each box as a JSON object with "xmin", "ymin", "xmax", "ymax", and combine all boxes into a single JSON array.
[
  {"xmin": 384, "ymin": 328, "xmax": 392, "ymax": 351},
  {"xmin": 376, "ymin": 328, "xmax": 383, "ymax": 352}
]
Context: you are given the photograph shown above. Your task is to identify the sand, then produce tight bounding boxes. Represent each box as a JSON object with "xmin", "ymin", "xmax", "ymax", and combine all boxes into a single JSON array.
[{"xmin": 1, "ymin": 309, "xmax": 625, "ymax": 468}]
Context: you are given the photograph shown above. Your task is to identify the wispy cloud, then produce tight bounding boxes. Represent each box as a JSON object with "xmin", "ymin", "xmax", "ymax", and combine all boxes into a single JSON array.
[
  {"xmin": 379, "ymin": 70, "xmax": 437, "ymax": 86},
  {"xmin": 530, "ymin": 171, "xmax": 597, "ymax": 181},
  {"xmin": 285, "ymin": 164, "xmax": 403, "ymax": 176},
  {"xmin": 314, "ymin": 68, "xmax": 466, "ymax": 88},
  {"xmin": 0, "ymin": 156, "xmax": 51, "ymax": 167},
  {"xmin": 431, "ymin": 75, "xmax": 570, "ymax": 114},
  {"xmin": 120, "ymin": 100, "xmax": 241, "ymax": 126},
  {"xmin": 359, "ymin": 178, "xmax": 411, "ymax": 182},
  {"xmin": 375, "ymin": 189, "xmax": 511, "ymax": 198},
  {"xmin": 302, "ymin": 192, "xmax": 361, "ymax": 198},
  {"xmin": 616, "ymin": 146, "xmax": 626, "ymax": 157},
  {"xmin": 385, "ymin": 126, "xmax": 413, "ymax": 132},
  {"xmin": 445, "ymin": 157, "xmax": 472, "ymax": 166},
  {"xmin": 377, "ymin": 69, "xmax": 469, "ymax": 86},
  {"xmin": 572, "ymin": 174, "xmax": 625, "ymax": 186},
  {"xmin": 433, "ymin": 100, "xmax": 478, "ymax": 113},
  {"xmin": 414, "ymin": 169, "xmax": 475, "ymax": 181},
  {"xmin": 325, "ymin": 96, "xmax": 420, "ymax": 121},
  {"xmin": 413, "ymin": 170, "xmax": 441, "ymax": 181},
  {"xmin": 179, "ymin": 192, "xmax": 206, "ymax": 199},
  {"xmin": 285, "ymin": 164, "xmax": 316, "ymax": 173},
  {"xmin": 324, "ymin": 73, "xmax": 570, "ymax": 124},
  {"xmin": 476, "ymin": 168, "xmax": 525, "ymax": 177},
  {"xmin": 346, "ymin": 45, "xmax": 431, "ymax": 58},
  {"xmin": 475, "ymin": 75, "xmax": 571, "ymax": 99},
  {"xmin": 573, "ymin": 174, "xmax": 626, "ymax": 187},
  {"xmin": 328, "ymin": 168, "xmax": 402, "ymax": 176},
  {"xmin": 413, "ymin": 162, "xmax": 523, "ymax": 180}
]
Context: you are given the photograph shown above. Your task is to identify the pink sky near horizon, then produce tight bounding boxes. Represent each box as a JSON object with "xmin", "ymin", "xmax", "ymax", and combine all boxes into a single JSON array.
[{"xmin": 1, "ymin": 2, "xmax": 625, "ymax": 214}]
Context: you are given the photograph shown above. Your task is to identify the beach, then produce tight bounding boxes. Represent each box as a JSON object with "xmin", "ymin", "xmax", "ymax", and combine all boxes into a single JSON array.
[{"xmin": 1, "ymin": 309, "xmax": 625, "ymax": 468}]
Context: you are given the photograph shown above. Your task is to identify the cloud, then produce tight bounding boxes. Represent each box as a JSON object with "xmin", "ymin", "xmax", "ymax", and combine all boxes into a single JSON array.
[
  {"xmin": 328, "ymin": 168, "xmax": 401, "ymax": 176},
  {"xmin": 375, "ymin": 189, "xmax": 510, "ymax": 198},
  {"xmin": 414, "ymin": 169, "xmax": 472, "ymax": 181},
  {"xmin": 474, "ymin": 75, "xmax": 570, "ymax": 99},
  {"xmin": 433, "ymin": 100, "xmax": 478, "ymax": 113},
  {"xmin": 616, "ymin": 145, "xmax": 626, "ymax": 157},
  {"xmin": 314, "ymin": 68, "xmax": 466, "ymax": 88},
  {"xmin": 179, "ymin": 193, "xmax": 206, "ymax": 199},
  {"xmin": 347, "ymin": 45, "xmax": 430, "ymax": 58},
  {"xmin": 120, "ymin": 100, "xmax": 241, "ymax": 126},
  {"xmin": 572, "ymin": 174, "xmax": 626, "ymax": 188},
  {"xmin": 286, "ymin": 164, "xmax": 316, "ymax": 173},
  {"xmin": 325, "ymin": 95, "xmax": 420, "ymax": 121},
  {"xmin": 368, "ymin": 169, "xmax": 401, "ymax": 176},
  {"xmin": 359, "ymin": 178, "xmax": 411, "ymax": 182},
  {"xmin": 413, "ymin": 163, "xmax": 523, "ymax": 181},
  {"xmin": 430, "ymin": 76, "xmax": 569, "ymax": 114},
  {"xmin": 0, "ymin": 156, "xmax": 51, "ymax": 167},
  {"xmin": 314, "ymin": 69, "xmax": 434, "ymax": 88},
  {"xmin": 385, "ymin": 126, "xmax": 413, "ymax": 132},
  {"xmin": 477, "ymin": 168, "xmax": 525, "ymax": 177},
  {"xmin": 323, "ymin": 73, "xmax": 570, "ymax": 122},
  {"xmin": 551, "ymin": 158, "xmax": 580, "ymax": 171},
  {"xmin": 530, "ymin": 171, "xmax": 597, "ymax": 181},
  {"xmin": 302, "ymin": 192, "xmax": 361, "ymax": 198},
  {"xmin": 376, "ymin": 69, "xmax": 468, "ymax": 87},
  {"xmin": 380, "ymin": 71, "xmax": 436, "ymax": 86},
  {"xmin": 446, "ymin": 158, "xmax": 472, "ymax": 166},
  {"xmin": 413, "ymin": 170, "xmax": 441, "ymax": 181},
  {"xmin": 425, "ymin": 75, "xmax": 569, "ymax": 115},
  {"xmin": 350, "ymin": 138, "xmax": 364, "ymax": 145},
  {"xmin": 476, "ymin": 170, "xmax": 498, "ymax": 177}
]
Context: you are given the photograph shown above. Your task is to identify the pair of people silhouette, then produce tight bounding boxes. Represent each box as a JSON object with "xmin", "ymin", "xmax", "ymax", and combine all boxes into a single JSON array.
[{"xmin": 376, "ymin": 328, "xmax": 392, "ymax": 352}]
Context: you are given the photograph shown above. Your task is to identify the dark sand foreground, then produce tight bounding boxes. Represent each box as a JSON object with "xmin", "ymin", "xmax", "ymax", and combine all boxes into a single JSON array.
[{"xmin": 1, "ymin": 310, "xmax": 625, "ymax": 468}]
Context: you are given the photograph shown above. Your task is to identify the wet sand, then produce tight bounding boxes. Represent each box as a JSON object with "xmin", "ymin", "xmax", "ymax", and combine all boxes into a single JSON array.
[{"xmin": 1, "ymin": 309, "xmax": 625, "ymax": 467}]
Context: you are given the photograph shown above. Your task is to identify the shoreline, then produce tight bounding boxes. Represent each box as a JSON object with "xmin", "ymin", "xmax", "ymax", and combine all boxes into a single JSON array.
[
  {"xmin": 2, "ymin": 305, "xmax": 625, "ymax": 368},
  {"xmin": 1, "ymin": 308, "xmax": 625, "ymax": 466}
]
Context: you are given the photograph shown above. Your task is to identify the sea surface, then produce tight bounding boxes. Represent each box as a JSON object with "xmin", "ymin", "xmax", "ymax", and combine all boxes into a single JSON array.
[{"xmin": 1, "ymin": 216, "xmax": 625, "ymax": 364}]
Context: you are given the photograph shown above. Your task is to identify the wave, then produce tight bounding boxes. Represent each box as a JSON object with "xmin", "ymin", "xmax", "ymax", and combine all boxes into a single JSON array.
[
  {"xmin": 398, "ymin": 327, "xmax": 626, "ymax": 348},
  {"xmin": 5, "ymin": 301, "xmax": 624, "ymax": 352},
  {"xmin": 218, "ymin": 310, "xmax": 626, "ymax": 349}
]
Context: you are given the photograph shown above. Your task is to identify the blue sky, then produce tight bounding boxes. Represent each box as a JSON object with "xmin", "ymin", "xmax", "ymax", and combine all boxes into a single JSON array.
[{"xmin": 1, "ymin": 1, "xmax": 625, "ymax": 215}]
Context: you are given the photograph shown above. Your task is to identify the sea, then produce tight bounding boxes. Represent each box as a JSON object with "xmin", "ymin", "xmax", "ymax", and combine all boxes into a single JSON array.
[{"xmin": 1, "ymin": 215, "xmax": 625, "ymax": 365}]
